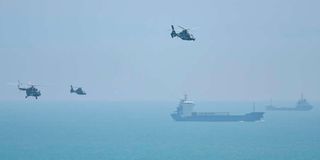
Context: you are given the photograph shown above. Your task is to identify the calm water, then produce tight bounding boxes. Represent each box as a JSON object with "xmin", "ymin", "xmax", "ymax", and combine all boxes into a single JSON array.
[{"xmin": 0, "ymin": 101, "xmax": 319, "ymax": 160}]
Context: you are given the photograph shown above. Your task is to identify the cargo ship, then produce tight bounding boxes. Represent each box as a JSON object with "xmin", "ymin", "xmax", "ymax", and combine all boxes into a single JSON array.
[
  {"xmin": 171, "ymin": 95, "xmax": 264, "ymax": 122},
  {"xmin": 266, "ymin": 94, "xmax": 313, "ymax": 111}
]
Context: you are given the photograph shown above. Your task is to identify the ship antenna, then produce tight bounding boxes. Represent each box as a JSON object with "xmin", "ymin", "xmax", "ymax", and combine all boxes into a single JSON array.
[
  {"xmin": 184, "ymin": 94, "xmax": 188, "ymax": 101},
  {"xmin": 253, "ymin": 102, "xmax": 256, "ymax": 112}
]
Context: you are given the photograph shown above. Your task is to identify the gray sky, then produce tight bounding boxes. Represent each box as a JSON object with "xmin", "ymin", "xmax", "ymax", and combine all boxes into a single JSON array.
[{"xmin": 0, "ymin": 0, "xmax": 319, "ymax": 101}]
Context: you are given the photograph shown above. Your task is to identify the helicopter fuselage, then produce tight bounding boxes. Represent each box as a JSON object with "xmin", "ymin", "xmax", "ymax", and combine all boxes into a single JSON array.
[
  {"xmin": 177, "ymin": 30, "xmax": 195, "ymax": 41},
  {"xmin": 19, "ymin": 86, "xmax": 41, "ymax": 99},
  {"xmin": 171, "ymin": 25, "xmax": 195, "ymax": 41},
  {"xmin": 70, "ymin": 86, "xmax": 86, "ymax": 95}
]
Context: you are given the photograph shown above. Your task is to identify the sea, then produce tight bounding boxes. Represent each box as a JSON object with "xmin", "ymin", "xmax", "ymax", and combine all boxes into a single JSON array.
[{"xmin": 0, "ymin": 101, "xmax": 319, "ymax": 160}]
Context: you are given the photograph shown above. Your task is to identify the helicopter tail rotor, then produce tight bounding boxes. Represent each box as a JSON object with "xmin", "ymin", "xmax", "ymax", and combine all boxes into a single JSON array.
[
  {"xmin": 70, "ymin": 85, "xmax": 75, "ymax": 93},
  {"xmin": 171, "ymin": 25, "xmax": 177, "ymax": 38},
  {"xmin": 7, "ymin": 81, "xmax": 27, "ymax": 91}
]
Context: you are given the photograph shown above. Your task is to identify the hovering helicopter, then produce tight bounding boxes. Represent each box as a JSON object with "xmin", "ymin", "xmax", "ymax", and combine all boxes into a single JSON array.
[
  {"xmin": 170, "ymin": 25, "xmax": 195, "ymax": 41},
  {"xmin": 17, "ymin": 81, "xmax": 41, "ymax": 99},
  {"xmin": 70, "ymin": 85, "xmax": 86, "ymax": 95}
]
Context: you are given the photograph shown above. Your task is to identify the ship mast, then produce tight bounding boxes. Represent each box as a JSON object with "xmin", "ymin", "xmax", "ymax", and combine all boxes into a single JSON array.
[{"xmin": 184, "ymin": 94, "xmax": 188, "ymax": 101}]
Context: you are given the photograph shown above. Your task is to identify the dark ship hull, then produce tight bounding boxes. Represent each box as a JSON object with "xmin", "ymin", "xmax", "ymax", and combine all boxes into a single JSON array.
[{"xmin": 171, "ymin": 112, "xmax": 264, "ymax": 122}]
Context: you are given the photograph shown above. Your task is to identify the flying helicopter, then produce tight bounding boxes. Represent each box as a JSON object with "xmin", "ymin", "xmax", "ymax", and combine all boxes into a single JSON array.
[
  {"xmin": 17, "ymin": 81, "xmax": 41, "ymax": 99},
  {"xmin": 170, "ymin": 25, "xmax": 195, "ymax": 41},
  {"xmin": 70, "ymin": 85, "xmax": 86, "ymax": 95}
]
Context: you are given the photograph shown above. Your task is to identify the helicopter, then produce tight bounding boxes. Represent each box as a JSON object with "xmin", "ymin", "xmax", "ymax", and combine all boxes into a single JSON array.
[
  {"xmin": 70, "ymin": 85, "xmax": 86, "ymax": 95},
  {"xmin": 170, "ymin": 25, "xmax": 195, "ymax": 41},
  {"xmin": 17, "ymin": 81, "xmax": 41, "ymax": 99}
]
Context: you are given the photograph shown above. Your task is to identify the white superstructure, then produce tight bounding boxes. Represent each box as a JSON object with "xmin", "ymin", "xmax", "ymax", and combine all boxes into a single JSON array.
[{"xmin": 177, "ymin": 94, "xmax": 195, "ymax": 117}]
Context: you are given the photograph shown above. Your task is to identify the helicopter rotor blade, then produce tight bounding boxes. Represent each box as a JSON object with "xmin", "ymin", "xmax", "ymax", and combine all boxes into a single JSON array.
[
  {"xmin": 178, "ymin": 26, "xmax": 187, "ymax": 30},
  {"xmin": 7, "ymin": 80, "xmax": 22, "ymax": 86},
  {"xmin": 70, "ymin": 85, "xmax": 83, "ymax": 88},
  {"xmin": 28, "ymin": 81, "xmax": 52, "ymax": 87},
  {"xmin": 178, "ymin": 26, "xmax": 198, "ymax": 31},
  {"xmin": 7, "ymin": 81, "xmax": 51, "ymax": 88},
  {"xmin": 6, "ymin": 82, "xmax": 19, "ymax": 86},
  {"xmin": 25, "ymin": 81, "xmax": 50, "ymax": 87}
]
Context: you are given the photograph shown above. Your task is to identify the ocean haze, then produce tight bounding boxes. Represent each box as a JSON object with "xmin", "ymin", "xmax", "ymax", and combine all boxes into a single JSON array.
[
  {"xmin": 0, "ymin": 101, "xmax": 319, "ymax": 160},
  {"xmin": 0, "ymin": 0, "xmax": 320, "ymax": 101}
]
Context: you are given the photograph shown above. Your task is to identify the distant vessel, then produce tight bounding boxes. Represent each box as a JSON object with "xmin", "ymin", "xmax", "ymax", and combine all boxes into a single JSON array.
[
  {"xmin": 265, "ymin": 99, "xmax": 276, "ymax": 110},
  {"xmin": 266, "ymin": 94, "xmax": 313, "ymax": 111},
  {"xmin": 171, "ymin": 95, "xmax": 264, "ymax": 122}
]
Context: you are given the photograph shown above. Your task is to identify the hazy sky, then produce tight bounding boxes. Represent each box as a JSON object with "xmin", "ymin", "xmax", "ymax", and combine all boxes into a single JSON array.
[{"xmin": 0, "ymin": 0, "xmax": 319, "ymax": 101}]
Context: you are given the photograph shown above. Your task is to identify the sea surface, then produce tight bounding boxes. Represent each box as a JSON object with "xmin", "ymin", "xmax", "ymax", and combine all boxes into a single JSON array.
[{"xmin": 0, "ymin": 101, "xmax": 319, "ymax": 160}]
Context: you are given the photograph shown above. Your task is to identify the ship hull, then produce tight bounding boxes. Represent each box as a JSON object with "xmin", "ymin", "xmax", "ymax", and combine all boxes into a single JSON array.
[
  {"xmin": 171, "ymin": 112, "xmax": 264, "ymax": 122},
  {"xmin": 266, "ymin": 106, "xmax": 313, "ymax": 111},
  {"xmin": 266, "ymin": 107, "xmax": 312, "ymax": 111}
]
